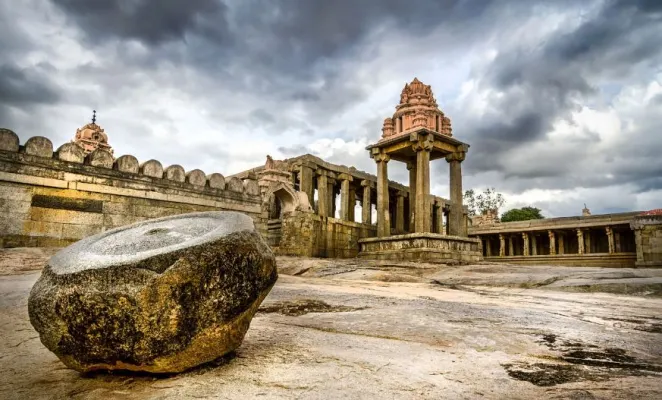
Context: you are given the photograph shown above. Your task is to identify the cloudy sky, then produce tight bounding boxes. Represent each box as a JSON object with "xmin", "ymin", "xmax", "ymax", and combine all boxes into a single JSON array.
[{"xmin": 1, "ymin": 0, "xmax": 661, "ymax": 217}]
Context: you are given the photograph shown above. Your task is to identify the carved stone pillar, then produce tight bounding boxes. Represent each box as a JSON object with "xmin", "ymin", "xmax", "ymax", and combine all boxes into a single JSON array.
[
  {"xmin": 316, "ymin": 171, "xmax": 328, "ymax": 217},
  {"xmin": 558, "ymin": 233, "xmax": 565, "ymax": 255},
  {"xmin": 395, "ymin": 191, "xmax": 405, "ymax": 233},
  {"xmin": 615, "ymin": 231, "xmax": 621, "ymax": 253},
  {"xmin": 361, "ymin": 180, "xmax": 374, "ymax": 225},
  {"xmin": 407, "ymin": 161, "xmax": 417, "ymax": 232},
  {"xmin": 522, "ymin": 232, "xmax": 530, "ymax": 256},
  {"xmin": 606, "ymin": 226, "xmax": 615, "ymax": 254},
  {"xmin": 585, "ymin": 230, "xmax": 591, "ymax": 254},
  {"xmin": 435, "ymin": 200, "xmax": 445, "ymax": 235},
  {"xmin": 348, "ymin": 186, "xmax": 356, "ymax": 222},
  {"xmin": 339, "ymin": 173, "xmax": 353, "ymax": 221},
  {"xmin": 577, "ymin": 229, "xmax": 584, "ymax": 255},
  {"xmin": 499, "ymin": 234, "xmax": 505, "ymax": 256},
  {"xmin": 374, "ymin": 153, "xmax": 390, "ymax": 237},
  {"xmin": 485, "ymin": 236, "xmax": 492, "ymax": 257},
  {"xmin": 548, "ymin": 230, "xmax": 556, "ymax": 255},
  {"xmin": 327, "ymin": 175, "xmax": 337, "ymax": 218},
  {"xmin": 531, "ymin": 234, "xmax": 538, "ymax": 256},
  {"xmin": 299, "ymin": 162, "xmax": 315, "ymax": 207},
  {"xmin": 414, "ymin": 138, "xmax": 433, "ymax": 233},
  {"xmin": 508, "ymin": 235, "xmax": 514, "ymax": 256},
  {"xmin": 446, "ymin": 149, "xmax": 466, "ymax": 236}
]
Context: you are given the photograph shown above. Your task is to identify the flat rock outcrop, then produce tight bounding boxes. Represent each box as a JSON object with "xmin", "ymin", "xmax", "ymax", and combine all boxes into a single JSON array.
[{"xmin": 28, "ymin": 211, "xmax": 277, "ymax": 374}]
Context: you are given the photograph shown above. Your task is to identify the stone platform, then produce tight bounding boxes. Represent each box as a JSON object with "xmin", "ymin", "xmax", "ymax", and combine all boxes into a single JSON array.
[{"xmin": 358, "ymin": 233, "xmax": 481, "ymax": 263}]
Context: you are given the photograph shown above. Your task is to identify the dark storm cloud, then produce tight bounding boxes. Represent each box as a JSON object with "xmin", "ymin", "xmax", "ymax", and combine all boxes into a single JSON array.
[
  {"xmin": 0, "ymin": 64, "xmax": 60, "ymax": 105},
  {"xmin": 460, "ymin": 0, "xmax": 662, "ymax": 178},
  {"xmin": 51, "ymin": 0, "xmax": 231, "ymax": 46}
]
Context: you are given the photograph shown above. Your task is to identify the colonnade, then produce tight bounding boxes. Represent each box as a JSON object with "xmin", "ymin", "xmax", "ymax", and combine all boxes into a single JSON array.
[{"xmin": 479, "ymin": 225, "xmax": 635, "ymax": 257}]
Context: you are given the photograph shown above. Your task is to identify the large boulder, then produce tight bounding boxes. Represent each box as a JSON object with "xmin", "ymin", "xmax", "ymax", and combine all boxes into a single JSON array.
[{"xmin": 28, "ymin": 211, "xmax": 277, "ymax": 374}]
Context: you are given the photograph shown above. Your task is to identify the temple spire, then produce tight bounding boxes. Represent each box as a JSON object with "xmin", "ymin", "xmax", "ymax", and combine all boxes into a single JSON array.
[{"xmin": 92, "ymin": 110, "xmax": 97, "ymax": 125}]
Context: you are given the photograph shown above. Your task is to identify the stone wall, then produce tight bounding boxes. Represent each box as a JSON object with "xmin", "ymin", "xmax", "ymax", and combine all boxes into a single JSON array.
[
  {"xmin": 276, "ymin": 212, "xmax": 376, "ymax": 258},
  {"xmin": 0, "ymin": 129, "xmax": 262, "ymax": 247},
  {"xmin": 631, "ymin": 211, "xmax": 662, "ymax": 267}
]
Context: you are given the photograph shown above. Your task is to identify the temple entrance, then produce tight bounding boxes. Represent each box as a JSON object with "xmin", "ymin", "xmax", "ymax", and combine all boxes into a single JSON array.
[{"xmin": 266, "ymin": 187, "xmax": 297, "ymax": 248}]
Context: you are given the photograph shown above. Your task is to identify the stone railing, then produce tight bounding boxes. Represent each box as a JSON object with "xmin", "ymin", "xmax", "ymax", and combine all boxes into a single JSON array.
[{"xmin": 0, "ymin": 129, "xmax": 262, "ymax": 247}]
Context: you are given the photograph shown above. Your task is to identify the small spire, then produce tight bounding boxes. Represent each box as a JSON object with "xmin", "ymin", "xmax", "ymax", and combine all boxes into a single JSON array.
[
  {"xmin": 92, "ymin": 110, "xmax": 97, "ymax": 124},
  {"xmin": 584, "ymin": 203, "xmax": 587, "ymax": 209}
]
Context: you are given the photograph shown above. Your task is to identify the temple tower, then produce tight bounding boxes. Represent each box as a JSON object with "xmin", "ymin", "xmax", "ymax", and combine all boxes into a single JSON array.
[
  {"xmin": 358, "ymin": 78, "xmax": 481, "ymax": 263},
  {"xmin": 72, "ymin": 111, "xmax": 114, "ymax": 156}
]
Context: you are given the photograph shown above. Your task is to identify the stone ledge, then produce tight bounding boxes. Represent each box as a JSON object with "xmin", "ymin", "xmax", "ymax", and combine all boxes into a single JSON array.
[
  {"xmin": 484, "ymin": 253, "xmax": 637, "ymax": 268},
  {"xmin": 359, "ymin": 232, "xmax": 479, "ymax": 244}
]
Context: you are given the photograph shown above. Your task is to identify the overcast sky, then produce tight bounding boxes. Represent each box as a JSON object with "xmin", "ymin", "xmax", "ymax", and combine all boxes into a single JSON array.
[{"xmin": 1, "ymin": 0, "xmax": 661, "ymax": 217}]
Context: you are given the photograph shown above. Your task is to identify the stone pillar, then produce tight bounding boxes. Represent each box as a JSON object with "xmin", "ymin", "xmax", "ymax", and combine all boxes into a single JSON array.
[
  {"xmin": 361, "ymin": 180, "xmax": 374, "ymax": 225},
  {"xmin": 615, "ymin": 231, "xmax": 621, "ymax": 253},
  {"xmin": 522, "ymin": 232, "xmax": 530, "ymax": 256},
  {"xmin": 548, "ymin": 231, "xmax": 556, "ymax": 255},
  {"xmin": 585, "ymin": 230, "xmax": 591, "ymax": 254},
  {"xmin": 299, "ymin": 162, "xmax": 315, "ymax": 207},
  {"xmin": 508, "ymin": 235, "xmax": 514, "ymax": 256},
  {"xmin": 395, "ymin": 191, "xmax": 405, "ymax": 233},
  {"xmin": 531, "ymin": 234, "xmax": 538, "ymax": 256},
  {"xmin": 407, "ymin": 162, "xmax": 417, "ymax": 232},
  {"xmin": 327, "ymin": 175, "xmax": 337, "ymax": 218},
  {"xmin": 446, "ymin": 149, "xmax": 466, "ymax": 236},
  {"xmin": 558, "ymin": 233, "xmax": 565, "ymax": 255},
  {"xmin": 486, "ymin": 237, "xmax": 492, "ymax": 257},
  {"xmin": 348, "ymin": 186, "xmax": 356, "ymax": 222},
  {"xmin": 414, "ymin": 140, "xmax": 433, "ymax": 233},
  {"xmin": 577, "ymin": 229, "xmax": 584, "ymax": 255},
  {"xmin": 316, "ymin": 171, "xmax": 328, "ymax": 217},
  {"xmin": 374, "ymin": 153, "xmax": 391, "ymax": 237},
  {"xmin": 606, "ymin": 226, "xmax": 615, "ymax": 254},
  {"xmin": 499, "ymin": 234, "xmax": 506, "ymax": 256},
  {"xmin": 339, "ymin": 173, "xmax": 353, "ymax": 221},
  {"xmin": 435, "ymin": 200, "xmax": 444, "ymax": 235}
]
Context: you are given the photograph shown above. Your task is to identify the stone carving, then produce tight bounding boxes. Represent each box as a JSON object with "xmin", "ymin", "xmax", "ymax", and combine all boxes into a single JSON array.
[
  {"xmin": 164, "ymin": 165, "xmax": 186, "ymax": 182},
  {"xmin": 113, "ymin": 155, "xmax": 139, "ymax": 174},
  {"xmin": 56, "ymin": 143, "xmax": 85, "ymax": 164},
  {"xmin": 140, "ymin": 159, "xmax": 164, "ymax": 179},
  {"xmin": 227, "ymin": 177, "xmax": 244, "ymax": 193},
  {"xmin": 207, "ymin": 173, "xmax": 226, "ymax": 189},
  {"xmin": 0, "ymin": 128, "xmax": 19, "ymax": 152},
  {"xmin": 186, "ymin": 169, "xmax": 206, "ymax": 187},
  {"xmin": 24, "ymin": 136, "xmax": 53, "ymax": 158},
  {"xmin": 28, "ymin": 211, "xmax": 277, "ymax": 373},
  {"xmin": 85, "ymin": 148, "xmax": 114, "ymax": 168}
]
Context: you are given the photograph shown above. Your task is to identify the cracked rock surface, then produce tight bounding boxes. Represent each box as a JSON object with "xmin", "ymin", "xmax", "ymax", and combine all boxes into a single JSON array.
[{"xmin": 27, "ymin": 211, "xmax": 277, "ymax": 374}]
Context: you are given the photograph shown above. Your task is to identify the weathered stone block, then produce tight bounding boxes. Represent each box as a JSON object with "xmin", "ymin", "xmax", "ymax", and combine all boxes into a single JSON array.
[
  {"xmin": 186, "ymin": 169, "xmax": 206, "ymax": 187},
  {"xmin": 30, "ymin": 208, "xmax": 104, "ymax": 226},
  {"xmin": 28, "ymin": 211, "xmax": 277, "ymax": 373},
  {"xmin": 0, "ymin": 128, "xmax": 20, "ymax": 152},
  {"xmin": 227, "ymin": 177, "xmax": 243, "ymax": 193},
  {"xmin": 207, "ymin": 173, "xmax": 225, "ymax": 189},
  {"xmin": 140, "ymin": 160, "xmax": 163, "ymax": 179},
  {"xmin": 61, "ymin": 223, "xmax": 103, "ymax": 240},
  {"xmin": 165, "ymin": 165, "xmax": 186, "ymax": 182},
  {"xmin": 56, "ymin": 143, "xmax": 85, "ymax": 164},
  {"xmin": 114, "ymin": 155, "xmax": 139, "ymax": 174},
  {"xmin": 24, "ymin": 136, "xmax": 53, "ymax": 158},
  {"xmin": 243, "ymin": 179, "xmax": 260, "ymax": 196},
  {"xmin": 85, "ymin": 149, "xmax": 114, "ymax": 169}
]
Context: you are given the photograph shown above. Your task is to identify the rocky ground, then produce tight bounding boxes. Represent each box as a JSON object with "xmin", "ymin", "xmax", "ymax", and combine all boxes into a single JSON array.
[{"xmin": 1, "ymin": 248, "xmax": 661, "ymax": 399}]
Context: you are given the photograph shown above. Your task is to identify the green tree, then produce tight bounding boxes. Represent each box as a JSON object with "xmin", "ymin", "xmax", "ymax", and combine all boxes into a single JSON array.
[
  {"xmin": 500, "ymin": 206, "xmax": 545, "ymax": 222},
  {"xmin": 464, "ymin": 188, "xmax": 505, "ymax": 216}
]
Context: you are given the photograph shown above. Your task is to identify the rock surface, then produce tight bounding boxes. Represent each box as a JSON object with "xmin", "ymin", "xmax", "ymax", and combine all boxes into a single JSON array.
[{"xmin": 27, "ymin": 211, "xmax": 277, "ymax": 374}]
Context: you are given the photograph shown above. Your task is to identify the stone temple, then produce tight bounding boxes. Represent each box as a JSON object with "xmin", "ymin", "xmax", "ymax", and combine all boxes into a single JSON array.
[{"xmin": 0, "ymin": 78, "xmax": 660, "ymax": 266}]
